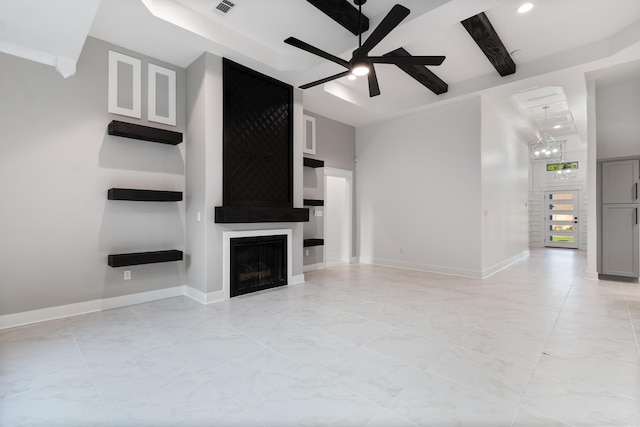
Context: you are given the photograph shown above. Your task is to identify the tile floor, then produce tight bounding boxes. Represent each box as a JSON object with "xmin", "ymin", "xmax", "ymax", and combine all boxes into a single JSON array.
[{"xmin": 1, "ymin": 248, "xmax": 640, "ymax": 426}]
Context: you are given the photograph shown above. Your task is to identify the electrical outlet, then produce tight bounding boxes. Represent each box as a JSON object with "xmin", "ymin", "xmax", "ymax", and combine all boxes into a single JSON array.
[
  {"xmin": 400, "ymin": 248, "xmax": 404, "ymax": 254},
  {"xmin": 305, "ymin": 249, "xmax": 310, "ymax": 256},
  {"xmin": 124, "ymin": 270, "xmax": 131, "ymax": 280}
]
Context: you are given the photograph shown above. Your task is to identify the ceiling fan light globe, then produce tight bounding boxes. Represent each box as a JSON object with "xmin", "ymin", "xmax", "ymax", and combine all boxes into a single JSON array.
[{"xmin": 352, "ymin": 64, "xmax": 370, "ymax": 76}]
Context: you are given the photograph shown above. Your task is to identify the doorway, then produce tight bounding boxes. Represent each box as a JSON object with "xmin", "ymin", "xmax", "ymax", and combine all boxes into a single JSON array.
[
  {"xmin": 324, "ymin": 168, "xmax": 353, "ymax": 265},
  {"xmin": 545, "ymin": 190, "xmax": 579, "ymax": 248}
]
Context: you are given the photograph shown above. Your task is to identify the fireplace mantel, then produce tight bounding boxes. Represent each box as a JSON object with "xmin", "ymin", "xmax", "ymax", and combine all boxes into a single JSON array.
[{"xmin": 214, "ymin": 206, "xmax": 308, "ymax": 223}]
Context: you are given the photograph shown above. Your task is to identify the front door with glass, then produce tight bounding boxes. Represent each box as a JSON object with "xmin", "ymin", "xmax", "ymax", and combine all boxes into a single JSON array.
[{"xmin": 545, "ymin": 190, "xmax": 579, "ymax": 249}]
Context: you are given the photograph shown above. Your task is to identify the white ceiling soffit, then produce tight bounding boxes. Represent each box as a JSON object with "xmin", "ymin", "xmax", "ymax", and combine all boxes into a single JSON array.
[
  {"xmin": 512, "ymin": 86, "xmax": 577, "ymax": 139},
  {"xmin": 0, "ymin": 0, "xmax": 101, "ymax": 78}
]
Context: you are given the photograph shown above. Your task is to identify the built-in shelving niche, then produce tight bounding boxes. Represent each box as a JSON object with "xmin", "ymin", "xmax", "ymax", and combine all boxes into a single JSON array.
[{"xmin": 106, "ymin": 120, "xmax": 184, "ymax": 268}]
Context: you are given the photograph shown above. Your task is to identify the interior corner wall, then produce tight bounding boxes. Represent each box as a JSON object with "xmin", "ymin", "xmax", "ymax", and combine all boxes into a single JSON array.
[
  {"xmin": 480, "ymin": 96, "xmax": 530, "ymax": 275},
  {"xmin": 0, "ymin": 37, "xmax": 187, "ymax": 316},
  {"xmin": 356, "ymin": 97, "xmax": 483, "ymax": 278},
  {"xmin": 185, "ymin": 54, "xmax": 304, "ymax": 298}
]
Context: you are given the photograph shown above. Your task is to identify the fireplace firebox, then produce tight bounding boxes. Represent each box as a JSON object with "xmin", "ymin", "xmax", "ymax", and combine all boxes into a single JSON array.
[{"xmin": 230, "ymin": 234, "xmax": 287, "ymax": 297}]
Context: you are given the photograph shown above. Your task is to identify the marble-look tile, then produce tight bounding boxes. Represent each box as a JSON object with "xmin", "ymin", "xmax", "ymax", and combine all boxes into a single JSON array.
[
  {"xmin": 245, "ymin": 376, "xmax": 381, "ymax": 427},
  {"xmin": 170, "ymin": 325, "xmax": 264, "ymax": 371},
  {"xmin": 388, "ymin": 372, "xmax": 518, "ymax": 427},
  {"xmin": 0, "ymin": 334, "xmax": 87, "ymax": 399},
  {"xmin": 363, "ymin": 408, "xmax": 418, "ymax": 427},
  {"xmin": 205, "ymin": 348, "xmax": 314, "ymax": 407},
  {"xmin": 104, "ymin": 372, "xmax": 242, "ymax": 426},
  {"xmin": 311, "ymin": 312, "xmax": 395, "ymax": 345},
  {"xmin": 522, "ymin": 372, "xmax": 640, "ymax": 426},
  {"xmin": 428, "ymin": 346, "xmax": 534, "ymax": 404},
  {"xmin": 511, "ymin": 407, "xmax": 571, "ymax": 427},
  {"xmin": 319, "ymin": 346, "xmax": 425, "ymax": 406},
  {"xmin": 364, "ymin": 329, "xmax": 452, "ymax": 370},
  {"xmin": 535, "ymin": 351, "xmax": 640, "ymax": 399},
  {"xmin": 397, "ymin": 311, "xmax": 471, "ymax": 344},
  {"xmin": 0, "ymin": 376, "xmax": 110, "ymax": 427},
  {"xmin": 457, "ymin": 328, "xmax": 547, "ymax": 368}
]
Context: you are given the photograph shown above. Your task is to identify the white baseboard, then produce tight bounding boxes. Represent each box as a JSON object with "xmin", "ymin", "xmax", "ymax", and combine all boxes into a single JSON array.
[
  {"xmin": 584, "ymin": 270, "xmax": 599, "ymax": 280},
  {"xmin": 303, "ymin": 262, "xmax": 325, "ymax": 273},
  {"xmin": 351, "ymin": 257, "xmax": 359, "ymax": 264},
  {"xmin": 0, "ymin": 286, "xmax": 184, "ymax": 330},
  {"xmin": 481, "ymin": 250, "xmax": 530, "ymax": 279},
  {"xmin": 183, "ymin": 286, "xmax": 225, "ymax": 305},
  {"xmin": 359, "ymin": 257, "xmax": 485, "ymax": 279},
  {"xmin": 291, "ymin": 274, "xmax": 305, "ymax": 285}
]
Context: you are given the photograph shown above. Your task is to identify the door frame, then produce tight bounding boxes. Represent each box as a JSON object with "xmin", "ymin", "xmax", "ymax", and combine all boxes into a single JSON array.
[{"xmin": 324, "ymin": 167, "xmax": 353, "ymax": 264}]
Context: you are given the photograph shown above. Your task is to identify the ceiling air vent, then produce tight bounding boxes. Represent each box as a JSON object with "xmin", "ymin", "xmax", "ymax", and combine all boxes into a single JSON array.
[{"xmin": 215, "ymin": 0, "xmax": 235, "ymax": 14}]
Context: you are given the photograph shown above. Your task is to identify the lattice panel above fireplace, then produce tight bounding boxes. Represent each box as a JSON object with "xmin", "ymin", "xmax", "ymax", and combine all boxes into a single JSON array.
[{"xmin": 222, "ymin": 58, "xmax": 293, "ymax": 207}]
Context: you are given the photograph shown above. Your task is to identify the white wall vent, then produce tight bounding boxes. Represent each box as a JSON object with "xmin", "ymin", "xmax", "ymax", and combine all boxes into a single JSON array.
[{"xmin": 215, "ymin": 0, "xmax": 235, "ymax": 14}]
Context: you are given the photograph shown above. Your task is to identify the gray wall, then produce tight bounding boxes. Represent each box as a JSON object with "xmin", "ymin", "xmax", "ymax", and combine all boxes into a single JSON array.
[
  {"xmin": 0, "ymin": 37, "xmax": 186, "ymax": 315},
  {"xmin": 302, "ymin": 111, "xmax": 356, "ymax": 266}
]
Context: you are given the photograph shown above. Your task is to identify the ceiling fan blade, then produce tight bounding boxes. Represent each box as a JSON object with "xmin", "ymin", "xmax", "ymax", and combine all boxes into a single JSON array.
[
  {"xmin": 358, "ymin": 4, "xmax": 410, "ymax": 56},
  {"xmin": 284, "ymin": 37, "xmax": 350, "ymax": 68},
  {"xmin": 370, "ymin": 55, "xmax": 445, "ymax": 66},
  {"xmin": 367, "ymin": 66, "xmax": 381, "ymax": 97},
  {"xmin": 299, "ymin": 70, "xmax": 351, "ymax": 89}
]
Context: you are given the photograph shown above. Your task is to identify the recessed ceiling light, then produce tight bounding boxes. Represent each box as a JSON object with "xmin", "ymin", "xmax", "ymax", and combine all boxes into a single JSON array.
[
  {"xmin": 347, "ymin": 74, "xmax": 357, "ymax": 81},
  {"xmin": 554, "ymin": 125, "xmax": 562, "ymax": 129},
  {"xmin": 518, "ymin": 3, "xmax": 534, "ymax": 13}
]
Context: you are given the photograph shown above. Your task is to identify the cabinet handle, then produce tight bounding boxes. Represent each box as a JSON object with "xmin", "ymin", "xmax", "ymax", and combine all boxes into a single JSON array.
[
  {"xmin": 636, "ymin": 208, "xmax": 638, "ymax": 225},
  {"xmin": 635, "ymin": 182, "xmax": 638, "ymax": 201}
]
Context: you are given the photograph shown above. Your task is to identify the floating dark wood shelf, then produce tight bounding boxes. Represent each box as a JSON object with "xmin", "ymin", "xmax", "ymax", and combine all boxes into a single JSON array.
[
  {"xmin": 303, "ymin": 157, "xmax": 324, "ymax": 168},
  {"xmin": 303, "ymin": 238, "xmax": 324, "ymax": 247},
  {"xmin": 107, "ymin": 120, "xmax": 183, "ymax": 145},
  {"xmin": 215, "ymin": 206, "xmax": 309, "ymax": 223},
  {"xmin": 107, "ymin": 249, "xmax": 183, "ymax": 267},
  {"xmin": 108, "ymin": 188, "xmax": 183, "ymax": 202},
  {"xmin": 303, "ymin": 199, "xmax": 324, "ymax": 206}
]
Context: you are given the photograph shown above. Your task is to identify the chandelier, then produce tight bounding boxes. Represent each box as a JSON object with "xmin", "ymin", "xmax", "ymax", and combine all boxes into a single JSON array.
[{"xmin": 530, "ymin": 106, "xmax": 562, "ymax": 161}]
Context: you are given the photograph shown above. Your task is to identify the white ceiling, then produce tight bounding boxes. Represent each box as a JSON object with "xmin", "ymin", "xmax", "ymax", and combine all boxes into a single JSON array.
[{"xmin": 3, "ymin": 0, "xmax": 640, "ymax": 137}]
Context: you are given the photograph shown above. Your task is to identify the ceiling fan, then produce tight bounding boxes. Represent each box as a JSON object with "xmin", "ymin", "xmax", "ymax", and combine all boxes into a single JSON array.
[{"xmin": 284, "ymin": 0, "xmax": 445, "ymax": 97}]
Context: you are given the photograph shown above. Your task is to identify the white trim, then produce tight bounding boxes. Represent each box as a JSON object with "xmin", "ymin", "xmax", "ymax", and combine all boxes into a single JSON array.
[
  {"xmin": 360, "ymin": 251, "xmax": 530, "ymax": 279},
  {"xmin": 291, "ymin": 274, "xmax": 305, "ymax": 285},
  {"xmin": 183, "ymin": 286, "xmax": 225, "ymax": 304},
  {"xmin": 585, "ymin": 270, "xmax": 600, "ymax": 280},
  {"xmin": 108, "ymin": 50, "xmax": 141, "ymax": 118},
  {"xmin": 324, "ymin": 167, "xmax": 354, "ymax": 267},
  {"xmin": 302, "ymin": 115, "xmax": 316, "ymax": 154},
  {"xmin": 360, "ymin": 257, "xmax": 485, "ymax": 279},
  {"xmin": 0, "ymin": 286, "xmax": 183, "ymax": 330},
  {"xmin": 351, "ymin": 256, "xmax": 360, "ymax": 264},
  {"xmin": 148, "ymin": 63, "xmax": 177, "ymax": 126},
  {"xmin": 303, "ymin": 262, "xmax": 325, "ymax": 272},
  {"xmin": 480, "ymin": 250, "xmax": 530, "ymax": 279},
  {"xmin": 222, "ymin": 229, "xmax": 293, "ymax": 300}
]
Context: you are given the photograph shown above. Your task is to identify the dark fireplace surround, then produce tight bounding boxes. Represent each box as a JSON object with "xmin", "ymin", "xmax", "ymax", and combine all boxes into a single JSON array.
[{"xmin": 215, "ymin": 58, "xmax": 308, "ymax": 224}]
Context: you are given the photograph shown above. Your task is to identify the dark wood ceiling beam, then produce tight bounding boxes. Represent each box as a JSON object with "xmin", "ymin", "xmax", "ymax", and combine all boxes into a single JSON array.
[
  {"xmin": 306, "ymin": 0, "xmax": 369, "ymax": 36},
  {"xmin": 461, "ymin": 12, "xmax": 515, "ymax": 77},
  {"xmin": 384, "ymin": 48, "xmax": 448, "ymax": 95}
]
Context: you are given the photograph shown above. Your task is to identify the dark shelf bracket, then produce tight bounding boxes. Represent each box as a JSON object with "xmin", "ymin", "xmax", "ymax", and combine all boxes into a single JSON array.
[
  {"xmin": 108, "ymin": 120, "xmax": 183, "ymax": 145},
  {"xmin": 108, "ymin": 188, "xmax": 183, "ymax": 202},
  {"xmin": 303, "ymin": 199, "xmax": 324, "ymax": 206},
  {"xmin": 108, "ymin": 250, "xmax": 183, "ymax": 267}
]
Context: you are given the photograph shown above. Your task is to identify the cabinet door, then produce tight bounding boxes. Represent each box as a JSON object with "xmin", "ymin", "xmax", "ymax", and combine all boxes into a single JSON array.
[
  {"xmin": 602, "ymin": 160, "xmax": 639, "ymax": 204},
  {"xmin": 602, "ymin": 204, "xmax": 639, "ymax": 277}
]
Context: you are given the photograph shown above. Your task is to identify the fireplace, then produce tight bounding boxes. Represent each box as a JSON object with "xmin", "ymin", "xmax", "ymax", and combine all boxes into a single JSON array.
[
  {"xmin": 230, "ymin": 235, "xmax": 286, "ymax": 297},
  {"xmin": 223, "ymin": 229, "xmax": 293, "ymax": 299}
]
